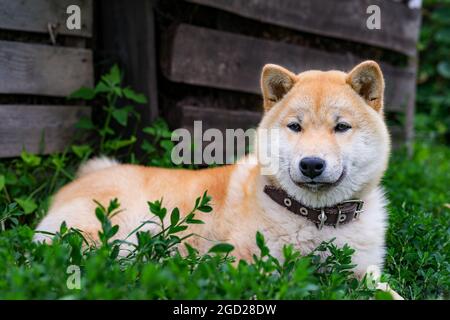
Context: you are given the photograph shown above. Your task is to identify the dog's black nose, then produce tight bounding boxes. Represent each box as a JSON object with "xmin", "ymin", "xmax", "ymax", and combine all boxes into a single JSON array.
[{"xmin": 300, "ymin": 157, "xmax": 326, "ymax": 179}]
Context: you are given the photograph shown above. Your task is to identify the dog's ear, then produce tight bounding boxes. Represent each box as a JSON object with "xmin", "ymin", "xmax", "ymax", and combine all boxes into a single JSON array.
[
  {"xmin": 346, "ymin": 61, "xmax": 385, "ymax": 112},
  {"xmin": 261, "ymin": 64, "xmax": 297, "ymax": 111}
]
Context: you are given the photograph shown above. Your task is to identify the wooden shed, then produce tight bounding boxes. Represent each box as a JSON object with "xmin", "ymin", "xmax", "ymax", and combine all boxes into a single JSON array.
[{"xmin": 0, "ymin": 0, "xmax": 422, "ymax": 158}]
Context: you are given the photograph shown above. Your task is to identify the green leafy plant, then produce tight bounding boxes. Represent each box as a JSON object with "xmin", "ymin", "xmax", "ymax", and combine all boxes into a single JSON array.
[
  {"xmin": 0, "ymin": 193, "xmax": 390, "ymax": 299},
  {"xmin": 141, "ymin": 118, "xmax": 181, "ymax": 167},
  {"xmin": 70, "ymin": 64, "xmax": 145, "ymax": 155}
]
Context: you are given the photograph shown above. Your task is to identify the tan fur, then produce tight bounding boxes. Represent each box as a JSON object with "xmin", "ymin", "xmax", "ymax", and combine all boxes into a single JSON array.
[{"xmin": 35, "ymin": 61, "xmax": 391, "ymax": 281}]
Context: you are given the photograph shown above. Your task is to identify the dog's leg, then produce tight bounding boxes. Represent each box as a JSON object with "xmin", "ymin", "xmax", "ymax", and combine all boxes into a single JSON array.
[{"xmin": 365, "ymin": 265, "xmax": 404, "ymax": 300}]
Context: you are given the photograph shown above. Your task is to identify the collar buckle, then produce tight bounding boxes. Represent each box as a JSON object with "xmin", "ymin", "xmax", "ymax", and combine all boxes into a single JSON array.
[{"xmin": 340, "ymin": 200, "xmax": 364, "ymax": 219}]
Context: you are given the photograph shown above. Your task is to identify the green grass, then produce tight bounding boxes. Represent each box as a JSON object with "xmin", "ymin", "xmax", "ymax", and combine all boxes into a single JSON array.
[
  {"xmin": 0, "ymin": 142, "xmax": 448, "ymax": 300},
  {"xmin": 383, "ymin": 143, "xmax": 450, "ymax": 299}
]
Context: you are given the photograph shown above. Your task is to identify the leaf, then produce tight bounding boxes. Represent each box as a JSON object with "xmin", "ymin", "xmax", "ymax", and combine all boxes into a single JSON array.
[
  {"xmin": 123, "ymin": 87, "xmax": 148, "ymax": 104},
  {"xmin": 95, "ymin": 207, "xmax": 106, "ymax": 223},
  {"xmin": 108, "ymin": 225, "xmax": 119, "ymax": 238},
  {"xmin": 51, "ymin": 156, "xmax": 65, "ymax": 170},
  {"xmin": 160, "ymin": 140, "xmax": 174, "ymax": 152},
  {"xmin": 374, "ymin": 290, "xmax": 394, "ymax": 300},
  {"xmin": 256, "ymin": 231, "xmax": 269, "ymax": 256},
  {"xmin": 170, "ymin": 208, "xmax": 180, "ymax": 226},
  {"xmin": 256, "ymin": 231, "xmax": 265, "ymax": 250},
  {"xmin": 141, "ymin": 140, "xmax": 157, "ymax": 154},
  {"xmin": 112, "ymin": 106, "xmax": 134, "ymax": 126},
  {"xmin": 15, "ymin": 197, "xmax": 38, "ymax": 214},
  {"xmin": 201, "ymin": 191, "xmax": 211, "ymax": 206},
  {"xmin": 437, "ymin": 61, "xmax": 450, "ymax": 79},
  {"xmin": 75, "ymin": 117, "xmax": 96, "ymax": 130},
  {"xmin": 110, "ymin": 245, "xmax": 120, "ymax": 260},
  {"xmin": 102, "ymin": 64, "xmax": 121, "ymax": 87},
  {"xmin": 59, "ymin": 221, "xmax": 68, "ymax": 235},
  {"xmin": 110, "ymin": 65, "xmax": 121, "ymax": 84},
  {"xmin": 107, "ymin": 199, "xmax": 120, "ymax": 215},
  {"xmin": 0, "ymin": 175, "xmax": 5, "ymax": 192},
  {"xmin": 168, "ymin": 225, "xmax": 188, "ymax": 234},
  {"xmin": 71, "ymin": 145, "xmax": 92, "ymax": 159},
  {"xmin": 208, "ymin": 243, "xmax": 234, "ymax": 254},
  {"xmin": 186, "ymin": 217, "xmax": 204, "ymax": 224},
  {"xmin": 142, "ymin": 127, "xmax": 155, "ymax": 136},
  {"xmin": 197, "ymin": 205, "xmax": 212, "ymax": 213},
  {"xmin": 69, "ymin": 87, "xmax": 96, "ymax": 100},
  {"xmin": 20, "ymin": 151, "xmax": 41, "ymax": 167},
  {"xmin": 95, "ymin": 81, "xmax": 110, "ymax": 94},
  {"xmin": 148, "ymin": 200, "xmax": 167, "ymax": 221},
  {"xmin": 104, "ymin": 136, "xmax": 137, "ymax": 151},
  {"xmin": 184, "ymin": 243, "xmax": 199, "ymax": 256}
]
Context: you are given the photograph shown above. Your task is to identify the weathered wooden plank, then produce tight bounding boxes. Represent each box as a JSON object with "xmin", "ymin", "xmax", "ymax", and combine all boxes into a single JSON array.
[
  {"xmin": 0, "ymin": 0, "xmax": 93, "ymax": 37},
  {"xmin": 0, "ymin": 105, "xmax": 90, "ymax": 158},
  {"xmin": 186, "ymin": 0, "xmax": 421, "ymax": 56},
  {"xmin": 169, "ymin": 104, "xmax": 261, "ymax": 164},
  {"xmin": 171, "ymin": 105, "xmax": 262, "ymax": 133},
  {"xmin": 162, "ymin": 24, "xmax": 416, "ymax": 112},
  {"xmin": 0, "ymin": 41, "xmax": 93, "ymax": 96}
]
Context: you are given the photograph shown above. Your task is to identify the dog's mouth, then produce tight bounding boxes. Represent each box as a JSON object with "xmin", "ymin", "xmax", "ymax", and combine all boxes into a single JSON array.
[{"xmin": 292, "ymin": 168, "xmax": 346, "ymax": 191}]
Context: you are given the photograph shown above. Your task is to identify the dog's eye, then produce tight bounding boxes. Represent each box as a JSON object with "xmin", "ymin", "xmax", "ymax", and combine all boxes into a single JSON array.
[
  {"xmin": 287, "ymin": 122, "xmax": 302, "ymax": 132},
  {"xmin": 335, "ymin": 122, "xmax": 352, "ymax": 133}
]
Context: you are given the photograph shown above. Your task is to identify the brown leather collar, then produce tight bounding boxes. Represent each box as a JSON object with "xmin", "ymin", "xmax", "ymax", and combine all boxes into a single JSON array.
[{"xmin": 263, "ymin": 185, "xmax": 364, "ymax": 229}]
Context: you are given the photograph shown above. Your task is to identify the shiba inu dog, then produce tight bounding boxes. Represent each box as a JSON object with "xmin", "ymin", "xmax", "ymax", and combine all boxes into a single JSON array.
[{"xmin": 35, "ymin": 61, "xmax": 392, "ymax": 285}]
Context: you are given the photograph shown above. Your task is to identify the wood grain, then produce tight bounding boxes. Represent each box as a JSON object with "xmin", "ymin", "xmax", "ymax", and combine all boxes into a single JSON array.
[
  {"xmin": 186, "ymin": 0, "xmax": 421, "ymax": 56},
  {"xmin": 0, "ymin": 105, "xmax": 90, "ymax": 158},
  {"xmin": 0, "ymin": 41, "xmax": 93, "ymax": 96},
  {"xmin": 162, "ymin": 24, "xmax": 416, "ymax": 112},
  {"xmin": 0, "ymin": 0, "xmax": 93, "ymax": 37}
]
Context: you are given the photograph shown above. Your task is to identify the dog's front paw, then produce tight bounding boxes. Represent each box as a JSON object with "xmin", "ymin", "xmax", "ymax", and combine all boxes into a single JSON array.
[{"xmin": 365, "ymin": 265, "xmax": 404, "ymax": 300}]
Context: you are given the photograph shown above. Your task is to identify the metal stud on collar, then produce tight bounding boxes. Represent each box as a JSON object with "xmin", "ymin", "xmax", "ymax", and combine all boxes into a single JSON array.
[
  {"xmin": 283, "ymin": 198, "xmax": 292, "ymax": 207},
  {"xmin": 317, "ymin": 209, "xmax": 327, "ymax": 230},
  {"xmin": 299, "ymin": 207, "xmax": 308, "ymax": 216},
  {"xmin": 335, "ymin": 205, "xmax": 346, "ymax": 228}
]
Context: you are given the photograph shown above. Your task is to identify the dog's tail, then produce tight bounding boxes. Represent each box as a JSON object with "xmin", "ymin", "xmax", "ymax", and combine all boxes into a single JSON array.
[{"xmin": 77, "ymin": 156, "xmax": 120, "ymax": 178}]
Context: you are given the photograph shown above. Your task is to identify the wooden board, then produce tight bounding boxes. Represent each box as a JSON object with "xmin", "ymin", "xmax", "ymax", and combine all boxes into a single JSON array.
[
  {"xmin": 0, "ymin": 0, "xmax": 93, "ymax": 37},
  {"xmin": 0, "ymin": 41, "xmax": 93, "ymax": 96},
  {"xmin": 171, "ymin": 104, "xmax": 262, "ymax": 133},
  {"xmin": 186, "ymin": 0, "xmax": 421, "ymax": 56},
  {"xmin": 162, "ymin": 24, "xmax": 416, "ymax": 112},
  {"xmin": 0, "ymin": 105, "xmax": 90, "ymax": 158}
]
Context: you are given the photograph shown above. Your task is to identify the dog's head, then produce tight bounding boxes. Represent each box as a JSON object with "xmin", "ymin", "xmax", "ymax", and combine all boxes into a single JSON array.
[{"xmin": 257, "ymin": 61, "xmax": 391, "ymax": 207}]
